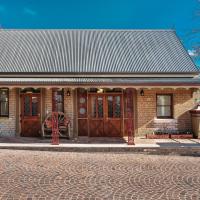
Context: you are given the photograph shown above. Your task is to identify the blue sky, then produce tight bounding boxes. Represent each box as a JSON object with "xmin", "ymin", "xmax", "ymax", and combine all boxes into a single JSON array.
[{"xmin": 0, "ymin": 0, "xmax": 199, "ymax": 64}]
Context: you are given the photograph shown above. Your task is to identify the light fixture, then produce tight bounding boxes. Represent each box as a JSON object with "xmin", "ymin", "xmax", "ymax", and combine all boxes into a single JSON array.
[
  {"xmin": 66, "ymin": 89, "xmax": 71, "ymax": 96},
  {"xmin": 97, "ymin": 88, "xmax": 104, "ymax": 93},
  {"xmin": 140, "ymin": 89, "xmax": 144, "ymax": 96}
]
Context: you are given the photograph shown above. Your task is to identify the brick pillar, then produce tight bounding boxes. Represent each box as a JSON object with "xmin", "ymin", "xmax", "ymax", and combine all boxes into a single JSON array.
[
  {"xmin": 45, "ymin": 88, "xmax": 52, "ymax": 115},
  {"xmin": 64, "ymin": 88, "xmax": 74, "ymax": 137}
]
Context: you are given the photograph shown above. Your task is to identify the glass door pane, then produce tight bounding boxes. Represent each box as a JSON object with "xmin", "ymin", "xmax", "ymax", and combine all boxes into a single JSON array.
[
  {"xmin": 32, "ymin": 96, "xmax": 39, "ymax": 116},
  {"xmin": 107, "ymin": 96, "xmax": 113, "ymax": 118},
  {"xmin": 24, "ymin": 96, "xmax": 31, "ymax": 116},
  {"xmin": 107, "ymin": 95, "xmax": 121, "ymax": 118},
  {"xmin": 97, "ymin": 97, "xmax": 103, "ymax": 118},
  {"xmin": 90, "ymin": 96, "xmax": 104, "ymax": 118},
  {"xmin": 114, "ymin": 96, "xmax": 121, "ymax": 118},
  {"xmin": 91, "ymin": 96, "xmax": 96, "ymax": 118}
]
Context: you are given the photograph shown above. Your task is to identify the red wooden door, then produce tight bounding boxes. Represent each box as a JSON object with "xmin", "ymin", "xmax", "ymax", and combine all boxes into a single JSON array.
[
  {"xmin": 21, "ymin": 93, "xmax": 41, "ymax": 137},
  {"xmin": 104, "ymin": 94, "xmax": 122, "ymax": 137},
  {"xmin": 89, "ymin": 93, "xmax": 122, "ymax": 137},
  {"xmin": 89, "ymin": 94, "xmax": 104, "ymax": 137}
]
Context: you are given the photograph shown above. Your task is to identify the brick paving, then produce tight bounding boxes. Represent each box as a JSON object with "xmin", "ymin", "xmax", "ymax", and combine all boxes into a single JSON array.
[{"xmin": 0, "ymin": 150, "xmax": 200, "ymax": 200}]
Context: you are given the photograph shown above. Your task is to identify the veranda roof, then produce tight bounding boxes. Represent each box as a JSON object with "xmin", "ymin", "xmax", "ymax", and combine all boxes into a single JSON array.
[{"xmin": 1, "ymin": 77, "xmax": 200, "ymax": 87}]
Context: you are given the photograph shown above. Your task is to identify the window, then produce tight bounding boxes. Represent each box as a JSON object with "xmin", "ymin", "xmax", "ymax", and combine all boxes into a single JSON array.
[
  {"xmin": 107, "ymin": 95, "xmax": 121, "ymax": 118},
  {"xmin": 52, "ymin": 89, "xmax": 64, "ymax": 112},
  {"xmin": 156, "ymin": 94, "xmax": 173, "ymax": 118},
  {"xmin": 0, "ymin": 89, "xmax": 9, "ymax": 117}
]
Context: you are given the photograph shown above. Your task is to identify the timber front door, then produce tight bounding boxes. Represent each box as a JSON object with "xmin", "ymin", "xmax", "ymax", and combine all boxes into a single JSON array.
[
  {"xmin": 88, "ymin": 94, "xmax": 122, "ymax": 137},
  {"xmin": 21, "ymin": 93, "xmax": 41, "ymax": 137}
]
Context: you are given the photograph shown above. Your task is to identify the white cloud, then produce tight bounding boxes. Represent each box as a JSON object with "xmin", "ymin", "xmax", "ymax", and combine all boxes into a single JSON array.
[{"xmin": 188, "ymin": 49, "xmax": 198, "ymax": 57}]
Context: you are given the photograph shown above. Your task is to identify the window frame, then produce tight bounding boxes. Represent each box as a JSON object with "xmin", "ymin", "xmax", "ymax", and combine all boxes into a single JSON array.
[
  {"xmin": 52, "ymin": 88, "xmax": 64, "ymax": 113},
  {"xmin": 0, "ymin": 88, "xmax": 9, "ymax": 117},
  {"xmin": 156, "ymin": 94, "xmax": 173, "ymax": 119}
]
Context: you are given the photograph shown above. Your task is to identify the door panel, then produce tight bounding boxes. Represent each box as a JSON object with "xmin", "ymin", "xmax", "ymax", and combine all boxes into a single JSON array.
[
  {"xmin": 21, "ymin": 119, "xmax": 41, "ymax": 137},
  {"xmin": 78, "ymin": 119, "xmax": 88, "ymax": 136},
  {"xmin": 21, "ymin": 94, "xmax": 41, "ymax": 137},
  {"xmin": 89, "ymin": 120, "xmax": 104, "ymax": 137}
]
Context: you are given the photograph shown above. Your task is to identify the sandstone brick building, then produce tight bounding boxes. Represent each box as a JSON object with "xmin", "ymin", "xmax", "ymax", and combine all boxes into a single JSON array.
[{"xmin": 0, "ymin": 29, "xmax": 199, "ymax": 138}]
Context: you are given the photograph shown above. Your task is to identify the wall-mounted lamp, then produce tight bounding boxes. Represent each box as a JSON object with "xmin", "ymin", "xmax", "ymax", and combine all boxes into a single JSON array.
[
  {"xmin": 140, "ymin": 89, "xmax": 144, "ymax": 96},
  {"xmin": 97, "ymin": 88, "xmax": 104, "ymax": 93},
  {"xmin": 66, "ymin": 89, "xmax": 71, "ymax": 96}
]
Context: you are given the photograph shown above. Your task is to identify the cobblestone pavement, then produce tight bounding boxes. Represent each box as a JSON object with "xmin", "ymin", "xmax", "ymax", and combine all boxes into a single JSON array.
[{"xmin": 0, "ymin": 150, "xmax": 200, "ymax": 200}]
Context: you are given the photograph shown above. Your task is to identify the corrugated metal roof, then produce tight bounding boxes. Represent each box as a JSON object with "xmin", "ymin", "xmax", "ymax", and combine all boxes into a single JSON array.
[
  {"xmin": 0, "ymin": 29, "xmax": 197, "ymax": 73},
  {"xmin": 1, "ymin": 77, "xmax": 200, "ymax": 86}
]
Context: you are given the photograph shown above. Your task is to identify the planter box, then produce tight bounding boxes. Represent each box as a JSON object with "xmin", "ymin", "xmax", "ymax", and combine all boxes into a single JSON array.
[
  {"xmin": 146, "ymin": 134, "xmax": 169, "ymax": 139},
  {"xmin": 146, "ymin": 133, "xmax": 193, "ymax": 139},
  {"xmin": 170, "ymin": 134, "xmax": 193, "ymax": 139}
]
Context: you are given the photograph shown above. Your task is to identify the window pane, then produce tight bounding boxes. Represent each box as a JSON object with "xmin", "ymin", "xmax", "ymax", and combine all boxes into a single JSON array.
[
  {"xmin": 157, "ymin": 95, "xmax": 171, "ymax": 106},
  {"xmin": 0, "ymin": 90, "xmax": 8, "ymax": 101},
  {"xmin": 32, "ymin": 97, "xmax": 38, "ymax": 116},
  {"xmin": 1, "ymin": 102, "xmax": 8, "ymax": 116},
  {"xmin": 53, "ymin": 91, "xmax": 63, "ymax": 103},
  {"xmin": 52, "ymin": 89, "xmax": 64, "ymax": 112},
  {"xmin": 91, "ymin": 96, "xmax": 96, "ymax": 118},
  {"xmin": 0, "ymin": 89, "xmax": 8, "ymax": 116},
  {"xmin": 57, "ymin": 103, "xmax": 63, "ymax": 112},
  {"xmin": 97, "ymin": 97, "xmax": 103, "ymax": 118},
  {"xmin": 24, "ymin": 96, "xmax": 31, "ymax": 116},
  {"xmin": 157, "ymin": 106, "xmax": 171, "ymax": 117},
  {"xmin": 56, "ymin": 94, "xmax": 63, "ymax": 103},
  {"xmin": 79, "ymin": 108, "xmax": 86, "ymax": 115},
  {"xmin": 114, "ymin": 96, "xmax": 121, "ymax": 118},
  {"xmin": 108, "ymin": 96, "xmax": 113, "ymax": 118}
]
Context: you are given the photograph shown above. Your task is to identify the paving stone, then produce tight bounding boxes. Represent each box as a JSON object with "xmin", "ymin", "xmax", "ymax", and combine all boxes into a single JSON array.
[{"xmin": 0, "ymin": 150, "xmax": 200, "ymax": 200}]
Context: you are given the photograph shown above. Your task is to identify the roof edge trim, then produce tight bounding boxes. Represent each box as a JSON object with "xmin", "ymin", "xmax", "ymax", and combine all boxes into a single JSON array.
[{"xmin": 0, "ymin": 72, "xmax": 198, "ymax": 78}]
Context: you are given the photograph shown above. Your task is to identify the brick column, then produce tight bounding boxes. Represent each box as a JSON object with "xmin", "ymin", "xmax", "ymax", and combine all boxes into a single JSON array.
[
  {"xmin": 64, "ymin": 88, "xmax": 74, "ymax": 138},
  {"xmin": 45, "ymin": 88, "xmax": 52, "ymax": 115}
]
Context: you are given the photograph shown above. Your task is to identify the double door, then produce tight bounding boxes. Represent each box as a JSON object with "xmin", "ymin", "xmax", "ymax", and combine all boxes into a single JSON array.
[{"xmin": 88, "ymin": 93, "xmax": 122, "ymax": 137}]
